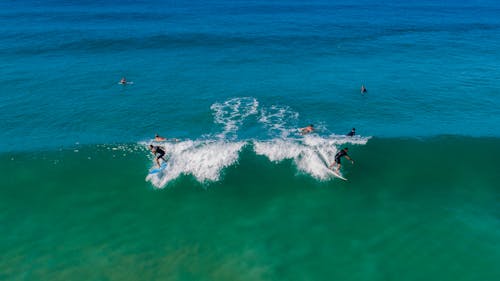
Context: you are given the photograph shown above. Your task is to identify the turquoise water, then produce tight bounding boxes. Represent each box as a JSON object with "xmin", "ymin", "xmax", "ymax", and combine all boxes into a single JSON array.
[
  {"xmin": 1, "ymin": 0, "xmax": 500, "ymax": 280},
  {"xmin": 1, "ymin": 0, "xmax": 500, "ymax": 151},
  {"xmin": 1, "ymin": 137, "xmax": 499, "ymax": 280}
]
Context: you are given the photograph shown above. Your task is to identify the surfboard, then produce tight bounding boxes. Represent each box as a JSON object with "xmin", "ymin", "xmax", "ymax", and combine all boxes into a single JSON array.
[
  {"xmin": 325, "ymin": 167, "xmax": 348, "ymax": 181},
  {"xmin": 316, "ymin": 149, "xmax": 348, "ymax": 181},
  {"xmin": 149, "ymin": 162, "xmax": 167, "ymax": 174},
  {"xmin": 153, "ymin": 138, "xmax": 180, "ymax": 143},
  {"xmin": 118, "ymin": 82, "xmax": 134, "ymax": 85}
]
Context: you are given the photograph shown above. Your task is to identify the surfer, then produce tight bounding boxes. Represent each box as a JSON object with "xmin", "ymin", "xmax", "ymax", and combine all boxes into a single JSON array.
[
  {"xmin": 361, "ymin": 85, "xmax": 367, "ymax": 94},
  {"xmin": 329, "ymin": 147, "xmax": 354, "ymax": 171},
  {"xmin": 149, "ymin": 145, "xmax": 167, "ymax": 167},
  {"xmin": 347, "ymin": 128, "xmax": 356, "ymax": 137},
  {"xmin": 154, "ymin": 133, "xmax": 166, "ymax": 141},
  {"xmin": 300, "ymin": 124, "xmax": 314, "ymax": 135},
  {"xmin": 120, "ymin": 77, "xmax": 127, "ymax": 85},
  {"xmin": 154, "ymin": 134, "xmax": 179, "ymax": 142}
]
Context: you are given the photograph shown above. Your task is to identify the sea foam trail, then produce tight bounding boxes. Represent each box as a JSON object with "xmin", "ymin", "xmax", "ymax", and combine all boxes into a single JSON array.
[
  {"xmin": 210, "ymin": 97, "xmax": 259, "ymax": 140},
  {"xmin": 258, "ymin": 105, "xmax": 299, "ymax": 138},
  {"xmin": 143, "ymin": 135, "xmax": 370, "ymax": 188}
]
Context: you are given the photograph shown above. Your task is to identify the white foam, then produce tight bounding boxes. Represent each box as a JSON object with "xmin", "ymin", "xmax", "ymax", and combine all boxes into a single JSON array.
[
  {"xmin": 253, "ymin": 137, "xmax": 330, "ymax": 180},
  {"xmin": 253, "ymin": 139, "xmax": 303, "ymax": 162},
  {"xmin": 258, "ymin": 105, "xmax": 299, "ymax": 138},
  {"xmin": 144, "ymin": 134, "xmax": 371, "ymax": 187},
  {"xmin": 210, "ymin": 97, "xmax": 259, "ymax": 139},
  {"xmin": 146, "ymin": 140, "xmax": 245, "ymax": 188},
  {"xmin": 143, "ymin": 96, "xmax": 372, "ymax": 187}
]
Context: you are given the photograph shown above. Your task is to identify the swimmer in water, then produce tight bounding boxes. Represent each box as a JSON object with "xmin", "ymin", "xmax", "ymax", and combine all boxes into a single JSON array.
[{"xmin": 361, "ymin": 85, "xmax": 367, "ymax": 94}]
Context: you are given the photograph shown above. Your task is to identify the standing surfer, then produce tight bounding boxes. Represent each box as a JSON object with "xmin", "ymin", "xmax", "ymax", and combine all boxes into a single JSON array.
[
  {"xmin": 149, "ymin": 145, "xmax": 167, "ymax": 167},
  {"xmin": 329, "ymin": 147, "xmax": 354, "ymax": 171}
]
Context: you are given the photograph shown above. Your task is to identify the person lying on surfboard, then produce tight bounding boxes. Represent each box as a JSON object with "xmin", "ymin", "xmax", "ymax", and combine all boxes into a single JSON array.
[
  {"xmin": 149, "ymin": 145, "xmax": 167, "ymax": 167},
  {"xmin": 300, "ymin": 124, "xmax": 314, "ymax": 135},
  {"xmin": 154, "ymin": 133, "xmax": 179, "ymax": 142},
  {"xmin": 329, "ymin": 147, "xmax": 354, "ymax": 171},
  {"xmin": 154, "ymin": 133, "xmax": 166, "ymax": 141}
]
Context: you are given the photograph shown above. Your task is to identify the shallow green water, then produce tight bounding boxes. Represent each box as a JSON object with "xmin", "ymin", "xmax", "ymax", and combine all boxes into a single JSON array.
[{"xmin": 1, "ymin": 137, "xmax": 499, "ymax": 281}]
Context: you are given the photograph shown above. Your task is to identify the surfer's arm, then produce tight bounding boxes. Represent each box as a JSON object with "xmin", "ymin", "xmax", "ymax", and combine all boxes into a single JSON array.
[{"xmin": 346, "ymin": 155, "xmax": 354, "ymax": 163}]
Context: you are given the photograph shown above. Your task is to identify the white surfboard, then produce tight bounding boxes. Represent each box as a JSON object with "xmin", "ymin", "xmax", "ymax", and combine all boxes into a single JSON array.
[
  {"xmin": 118, "ymin": 81, "xmax": 134, "ymax": 85},
  {"xmin": 324, "ymin": 166, "xmax": 347, "ymax": 181},
  {"xmin": 153, "ymin": 138, "xmax": 180, "ymax": 143},
  {"xmin": 316, "ymin": 149, "xmax": 348, "ymax": 181}
]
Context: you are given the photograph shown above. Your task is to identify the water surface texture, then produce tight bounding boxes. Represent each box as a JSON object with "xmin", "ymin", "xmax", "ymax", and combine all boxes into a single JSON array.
[{"xmin": 1, "ymin": 1, "xmax": 499, "ymax": 280}]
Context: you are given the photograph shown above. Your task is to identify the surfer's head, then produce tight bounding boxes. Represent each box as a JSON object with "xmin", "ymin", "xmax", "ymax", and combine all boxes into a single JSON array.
[
  {"xmin": 149, "ymin": 144, "xmax": 154, "ymax": 149},
  {"xmin": 343, "ymin": 147, "xmax": 349, "ymax": 151}
]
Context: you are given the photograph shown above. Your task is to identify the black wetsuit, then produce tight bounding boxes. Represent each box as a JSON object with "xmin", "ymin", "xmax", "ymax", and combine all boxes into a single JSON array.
[
  {"xmin": 153, "ymin": 146, "xmax": 165, "ymax": 160},
  {"xmin": 347, "ymin": 130, "xmax": 355, "ymax": 137},
  {"xmin": 335, "ymin": 149, "xmax": 348, "ymax": 164}
]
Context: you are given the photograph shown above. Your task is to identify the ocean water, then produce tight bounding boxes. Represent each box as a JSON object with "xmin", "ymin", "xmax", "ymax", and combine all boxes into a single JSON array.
[{"xmin": 1, "ymin": 0, "xmax": 499, "ymax": 280}]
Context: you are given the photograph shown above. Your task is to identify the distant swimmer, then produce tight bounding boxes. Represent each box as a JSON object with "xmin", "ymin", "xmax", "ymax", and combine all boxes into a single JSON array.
[
  {"xmin": 149, "ymin": 145, "xmax": 167, "ymax": 167},
  {"xmin": 154, "ymin": 133, "xmax": 179, "ymax": 142},
  {"xmin": 119, "ymin": 77, "xmax": 133, "ymax": 85},
  {"xmin": 361, "ymin": 85, "xmax": 367, "ymax": 94},
  {"xmin": 300, "ymin": 124, "xmax": 315, "ymax": 135},
  {"xmin": 347, "ymin": 128, "xmax": 356, "ymax": 137},
  {"xmin": 329, "ymin": 147, "xmax": 354, "ymax": 172}
]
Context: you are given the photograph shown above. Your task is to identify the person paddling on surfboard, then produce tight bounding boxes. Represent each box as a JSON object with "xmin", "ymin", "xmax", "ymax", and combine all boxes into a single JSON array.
[
  {"xmin": 300, "ymin": 124, "xmax": 314, "ymax": 135},
  {"xmin": 154, "ymin": 133, "xmax": 179, "ymax": 142},
  {"xmin": 154, "ymin": 133, "xmax": 166, "ymax": 141},
  {"xmin": 149, "ymin": 145, "xmax": 167, "ymax": 167},
  {"xmin": 329, "ymin": 147, "xmax": 354, "ymax": 171}
]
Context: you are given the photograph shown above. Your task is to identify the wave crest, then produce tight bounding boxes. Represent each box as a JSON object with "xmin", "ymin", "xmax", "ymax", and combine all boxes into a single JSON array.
[{"xmin": 144, "ymin": 135, "xmax": 369, "ymax": 188}]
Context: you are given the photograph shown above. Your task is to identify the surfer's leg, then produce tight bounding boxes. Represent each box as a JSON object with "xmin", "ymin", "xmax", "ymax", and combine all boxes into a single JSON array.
[{"xmin": 160, "ymin": 156, "xmax": 167, "ymax": 164}]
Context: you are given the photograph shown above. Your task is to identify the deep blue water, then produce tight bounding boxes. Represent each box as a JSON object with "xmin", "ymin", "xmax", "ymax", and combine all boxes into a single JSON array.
[{"xmin": 1, "ymin": 0, "xmax": 500, "ymax": 152}]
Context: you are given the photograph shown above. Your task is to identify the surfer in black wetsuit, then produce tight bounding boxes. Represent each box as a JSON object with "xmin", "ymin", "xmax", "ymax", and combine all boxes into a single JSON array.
[
  {"xmin": 149, "ymin": 145, "xmax": 167, "ymax": 167},
  {"xmin": 361, "ymin": 85, "xmax": 367, "ymax": 94},
  {"xmin": 329, "ymin": 147, "xmax": 354, "ymax": 171},
  {"xmin": 347, "ymin": 128, "xmax": 356, "ymax": 137}
]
